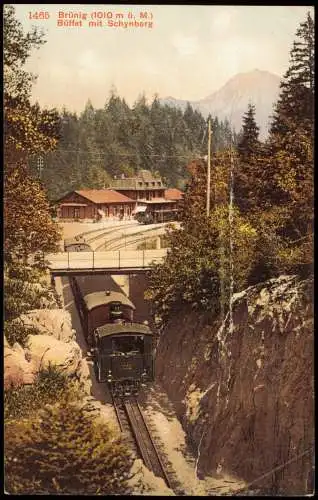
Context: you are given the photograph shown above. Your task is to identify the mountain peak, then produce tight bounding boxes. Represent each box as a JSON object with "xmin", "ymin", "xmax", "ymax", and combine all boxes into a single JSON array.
[{"xmin": 160, "ymin": 69, "xmax": 281, "ymax": 140}]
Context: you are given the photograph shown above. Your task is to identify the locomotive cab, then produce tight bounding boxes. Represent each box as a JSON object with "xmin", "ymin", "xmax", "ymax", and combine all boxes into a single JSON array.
[{"xmin": 93, "ymin": 323, "xmax": 155, "ymax": 396}]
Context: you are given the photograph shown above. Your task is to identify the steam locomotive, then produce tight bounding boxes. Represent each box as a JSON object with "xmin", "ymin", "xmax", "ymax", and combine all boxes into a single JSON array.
[
  {"xmin": 71, "ymin": 279, "xmax": 155, "ymax": 397},
  {"xmin": 135, "ymin": 207, "xmax": 179, "ymax": 224}
]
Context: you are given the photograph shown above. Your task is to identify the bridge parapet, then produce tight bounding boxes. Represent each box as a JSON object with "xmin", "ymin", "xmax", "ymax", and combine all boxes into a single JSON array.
[{"xmin": 45, "ymin": 249, "xmax": 168, "ymax": 274}]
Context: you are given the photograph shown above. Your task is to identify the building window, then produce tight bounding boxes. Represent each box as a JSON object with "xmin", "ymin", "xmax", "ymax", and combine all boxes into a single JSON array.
[
  {"xmin": 74, "ymin": 208, "xmax": 80, "ymax": 218},
  {"xmin": 145, "ymin": 182, "xmax": 149, "ymax": 187},
  {"xmin": 158, "ymin": 182, "xmax": 161, "ymax": 186},
  {"xmin": 152, "ymin": 182, "xmax": 155, "ymax": 186},
  {"xmin": 139, "ymin": 182, "xmax": 143, "ymax": 186}
]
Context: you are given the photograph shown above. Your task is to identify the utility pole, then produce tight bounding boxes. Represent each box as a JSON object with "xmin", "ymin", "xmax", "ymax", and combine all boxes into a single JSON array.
[
  {"xmin": 206, "ymin": 118, "xmax": 212, "ymax": 217},
  {"xmin": 37, "ymin": 156, "xmax": 44, "ymax": 179}
]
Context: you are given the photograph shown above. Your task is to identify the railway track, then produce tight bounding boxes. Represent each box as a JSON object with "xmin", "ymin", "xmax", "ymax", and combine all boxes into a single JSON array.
[
  {"xmin": 112, "ymin": 395, "xmax": 184, "ymax": 493},
  {"xmin": 95, "ymin": 234, "xmax": 162, "ymax": 252},
  {"xmin": 94, "ymin": 223, "xmax": 170, "ymax": 251},
  {"xmin": 69, "ymin": 222, "xmax": 138, "ymax": 242},
  {"xmin": 85, "ymin": 223, "xmax": 139, "ymax": 245}
]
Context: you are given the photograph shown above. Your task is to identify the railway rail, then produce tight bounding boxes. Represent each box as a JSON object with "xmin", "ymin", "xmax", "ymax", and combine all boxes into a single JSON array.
[
  {"xmin": 95, "ymin": 232, "xmax": 163, "ymax": 251},
  {"xmin": 94, "ymin": 223, "xmax": 173, "ymax": 251},
  {"xmin": 112, "ymin": 395, "xmax": 184, "ymax": 493},
  {"xmin": 85, "ymin": 223, "xmax": 138, "ymax": 245},
  {"xmin": 69, "ymin": 222, "xmax": 138, "ymax": 241},
  {"xmin": 64, "ymin": 223, "xmax": 139, "ymax": 250}
]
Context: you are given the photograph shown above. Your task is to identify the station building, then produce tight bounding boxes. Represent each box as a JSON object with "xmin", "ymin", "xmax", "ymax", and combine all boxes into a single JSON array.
[
  {"xmin": 109, "ymin": 170, "xmax": 183, "ymax": 215},
  {"xmin": 55, "ymin": 170, "xmax": 183, "ymax": 221},
  {"xmin": 56, "ymin": 189, "xmax": 135, "ymax": 220}
]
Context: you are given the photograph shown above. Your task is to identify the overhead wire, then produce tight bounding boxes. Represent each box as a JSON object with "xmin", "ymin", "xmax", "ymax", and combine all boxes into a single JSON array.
[
  {"xmin": 231, "ymin": 445, "xmax": 314, "ymax": 495},
  {"xmin": 29, "ymin": 149, "xmax": 196, "ymax": 160}
]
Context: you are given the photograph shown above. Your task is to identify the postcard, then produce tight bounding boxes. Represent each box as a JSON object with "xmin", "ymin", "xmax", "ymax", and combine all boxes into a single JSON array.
[{"xmin": 4, "ymin": 4, "xmax": 314, "ymax": 496}]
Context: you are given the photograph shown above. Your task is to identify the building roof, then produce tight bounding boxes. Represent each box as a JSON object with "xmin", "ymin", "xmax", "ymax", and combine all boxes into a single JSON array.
[
  {"xmin": 164, "ymin": 188, "xmax": 184, "ymax": 201},
  {"xmin": 110, "ymin": 169, "xmax": 166, "ymax": 191},
  {"xmin": 96, "ymin": 322, "xmax": 153, "ymax": 338},
  {"xmin": 75, "ymin": 189, "xmax": 135, "ymax": 204},
  {"xmin": 83, "ymin": 291, "xmax": 135, "ymax": 312}
]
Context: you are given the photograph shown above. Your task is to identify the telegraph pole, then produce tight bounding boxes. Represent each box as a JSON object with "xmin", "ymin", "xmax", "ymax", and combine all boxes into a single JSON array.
[
  {"xmin": 206, "ymin": 118, "xmax": 212, "ymax": 216},
  {"xmin": 37, "ymin": 156, "xmax": 44, "ymax": 180}
]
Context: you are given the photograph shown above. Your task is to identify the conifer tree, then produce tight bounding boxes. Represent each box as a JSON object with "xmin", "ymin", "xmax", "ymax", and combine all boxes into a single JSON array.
[
  {"xmin": 5, "ymin": 400, "xmax": 133, "ymax": 495},
  {"xmin": 248, "ymin": 11, "xmax": 315, "ymax": 278},
  {"xmin": 237, "ymin": 103, "xmax": 260, "ymax": 160},
  {"xmin": 235, "ymin": 103, "xmax": 263, "ymax": 214},
  {"xmin": 270, "ymin": 11, "xmax": 314, "ymax": 140}
]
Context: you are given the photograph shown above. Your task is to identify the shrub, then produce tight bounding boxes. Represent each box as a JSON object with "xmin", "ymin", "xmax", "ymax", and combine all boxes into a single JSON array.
[
  {"xmin": 4, "ymin": 320, "xmax": 40, "ymax": 348},
  {"xmin": 5, "ymin": 400, "xmax": 133, "ymax": 495},
  {"xmin": 146, "ymin": 205, "xmax": 258, "ymax": 330},
  {"xmin": 4, "ymin": 262, "xmax": 60, "ymax": 324},
  {"xmin": 5, "ymin": 274, "xmax": 58, "ymax": 321},
  {"xmin": 4, "ymin": 365, "xmax": 77, "ymax": 421}
]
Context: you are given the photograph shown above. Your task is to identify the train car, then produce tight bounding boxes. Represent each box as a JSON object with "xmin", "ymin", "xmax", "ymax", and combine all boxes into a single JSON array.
[
  {"xmin": 82, "ymin": 290, "xmax": 135, "ymax": 345},
  {"xmin": 136, "ymin": 207, "xmax": 179, "ymax": 224},
  {"xmin": 80, "ymin": 289, "xmax": 155, "ymax": 396}
]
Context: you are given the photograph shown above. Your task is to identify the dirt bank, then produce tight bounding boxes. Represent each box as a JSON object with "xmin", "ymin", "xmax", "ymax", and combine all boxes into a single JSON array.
[{"xmin": 155, "ymin": 274, "xmax": 314, "ymax": 495}]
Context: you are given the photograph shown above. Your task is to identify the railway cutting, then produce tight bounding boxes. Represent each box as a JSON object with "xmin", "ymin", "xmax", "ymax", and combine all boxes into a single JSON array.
[{"xmin": 112, "ymin": 394, "xmax": 185, "ymax": 494}]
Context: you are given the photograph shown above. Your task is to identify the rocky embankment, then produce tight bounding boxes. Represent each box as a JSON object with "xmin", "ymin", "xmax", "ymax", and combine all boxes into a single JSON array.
[
  {"xmin": 4, "ymin": 302, "xmax": 91, "ymax": 394},
  {"xmin": 155, "ymin": 274, "xmax": 314, "ymax": 495}
]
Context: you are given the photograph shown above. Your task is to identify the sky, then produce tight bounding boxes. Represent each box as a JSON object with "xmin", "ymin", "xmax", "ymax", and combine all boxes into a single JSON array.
[{"xmin": 11, "ymin": 4, "xmax": 315, "ymax": 113}]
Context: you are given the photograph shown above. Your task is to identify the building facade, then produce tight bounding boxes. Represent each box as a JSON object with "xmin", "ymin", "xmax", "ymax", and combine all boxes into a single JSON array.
[
  {"xmin": 56, "ymin": 190, "xmax": 135, "ymax": 220},
  {"xmin": 55, "ymin": 171, "xmax": 183, "ymax": 221},
  {"xmin": 109, "ymin": 170, "xmax": 166, "ymax": 202},
  {"xmin": 110, "ymin": 170, "xmax": 183, "ymax": 212}
]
